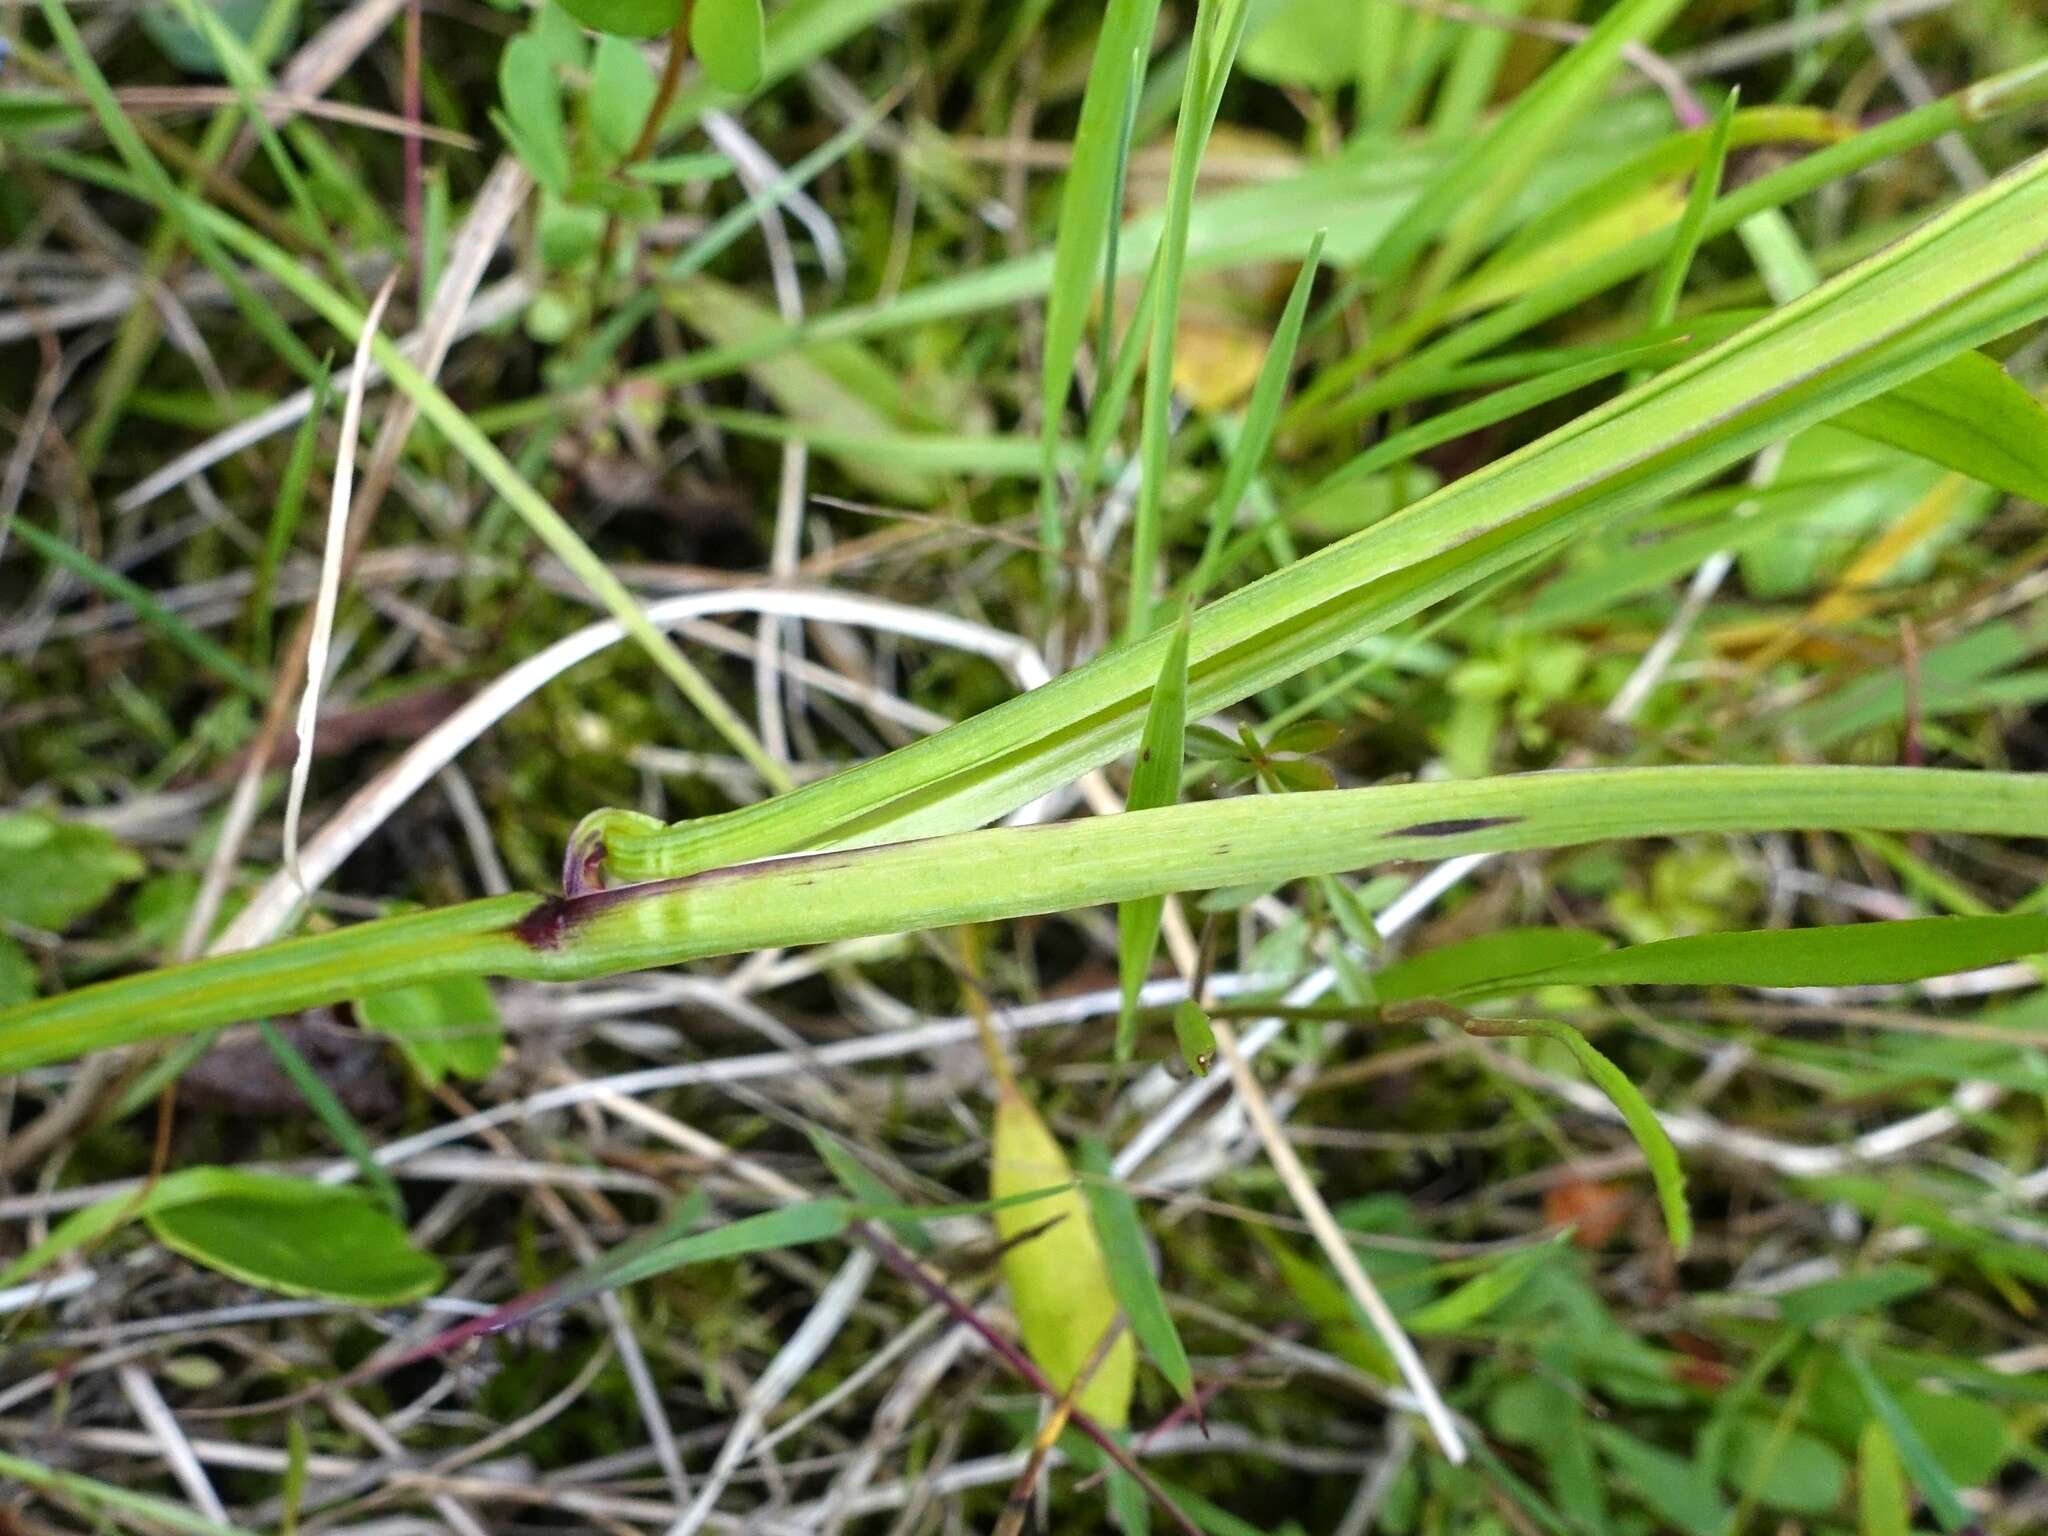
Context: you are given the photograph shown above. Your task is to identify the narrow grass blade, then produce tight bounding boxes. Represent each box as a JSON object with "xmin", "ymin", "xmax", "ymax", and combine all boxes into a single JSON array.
[
  {"xmin": 1080, "ymin": 1138, "xmax": 1196, "ymax": 1407},
  {"xmin": 1840, "ymin": 1345, "xmax": 1973, "ymax": 1533},
  {"xmin": 1188, "ymin": 229, "xmax": 1324, "ymax": 602},
  {"xmin": 250, "ymin": 359, "xmax": 331, "ymax": 667},
  {"xmin": 1453, "ymin": 914, "xmax": 2048, "ymax": 996},
  {"xmin": 257, "ymin": 1020, "xmax": 403, "ymax": 1217},
  {"xmin": 1460, "ymin": 1015, "xmax": 1691, "ymax": 1253},
  {"xmin": 6, "ymin": 520, "xmax": 266, "ymax": 699},
  {"xmin": 38, "ymin": 0, "xmax": 321, "ymax": 381},
  {"xmin": 1041, "ymin": 0, "xmax": 1165, "ymax": 552},
  {"xmin": 1117, "ymin": 607, "xmax": 1191, "ymax": 1059},
  {"xmin": 1646, "ymin": 90, "xmax": 1740, "ymax": 330},
  {"xmin": 1129, "ymin": 0, "xmax": 1252, "ymax": 638}
]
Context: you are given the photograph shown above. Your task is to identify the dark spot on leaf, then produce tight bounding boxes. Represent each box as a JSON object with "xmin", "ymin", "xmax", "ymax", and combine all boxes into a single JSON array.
[{"xmin": 1387, "ymin": 816, "xmax": 1523, "ymax": 838}]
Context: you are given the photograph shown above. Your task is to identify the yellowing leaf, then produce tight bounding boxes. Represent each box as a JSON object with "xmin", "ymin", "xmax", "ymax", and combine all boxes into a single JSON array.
[
  {"xmin": 991, "ymin": 1085, "xmax": 1134, "ymax": 1428},
  {"xmin": 1452, "ymin": 181, "xmax": 1688, "ymax": 316},
  {"xmin": 1171, "ymin": 314, "xmax": 1270, "ymax": 413}
]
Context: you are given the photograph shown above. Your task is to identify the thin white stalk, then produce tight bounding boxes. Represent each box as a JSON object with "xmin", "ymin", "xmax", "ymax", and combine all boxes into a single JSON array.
[
  {"xmin": 1208, "ymin": 1018, "xmax": 1467, "ymax": 1464},
  {"xmin": 281, "ymin": 273, "xmax": 396, "ymax": 902}
]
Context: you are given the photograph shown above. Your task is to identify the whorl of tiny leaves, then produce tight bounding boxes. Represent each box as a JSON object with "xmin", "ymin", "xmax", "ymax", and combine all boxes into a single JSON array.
[
  {"xmin": 990, "ymin": 1085, "xmax": 1135, "ymax": 1428},
  {"xmin": 1117, "ymin": 607, "xmax": 1191, "ymax": 1060},
  {"xmin": 692, "ymin": 0, "xmax": 766, "ymax": 93}
]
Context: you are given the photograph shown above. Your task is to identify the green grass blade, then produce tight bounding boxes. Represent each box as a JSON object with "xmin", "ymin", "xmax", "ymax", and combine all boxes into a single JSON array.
[
  {"xmin": 1647, "ymin": 90, "xmax": 1740, "ymax": 330},
  {"xmin": 7, "ymin": 765, "xmax": 2046, "ymax": 1071},
  {"xmin": 8, "ymin": 520, "xmax": 267, "ymax": 699},
  {"xmin": 1080, "ymin": 1138, "xmax": 1196, "ymax": 1406},
  {"xmin": 1129, "ymin": 0, "xmax": 1251, "ymax": 639},
  {"xmin": 1450, "ymin": 914, "xmax": 2048, "ymax": 996},
  {"xmin": 1041, "ymin": 0, "xmax": 1165, "ymax": 554},
  {"xmin": 590, "ymin": 142, "xmax": 2048, "ymax": 884},
  {"xmin": 1188, "ymin": 229, "xmax": 1324, "ymax": 603},
  {"xmin": 1461, "ymin": 1015, "xmax": 1690, "ymax": 1253},
  {"xmin": 1117, "ymin": 607, "xmax": 1191, "ymax": 1060},
  {"xmin": 1840, "ymin": 1345, "xmax": 1974, "ymax": 1533}
]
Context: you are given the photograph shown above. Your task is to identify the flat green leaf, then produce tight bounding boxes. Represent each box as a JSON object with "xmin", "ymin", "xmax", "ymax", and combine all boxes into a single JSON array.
[
  {"xmin": 1117, "ymin": 608, "xmax": 1193, "ymax": 1060},
  {"xmin": 1591, "ymin": 1426, "xmax": 1731, "ymax": 1536},
  {"xmin": 556, "ymin": 0, "xmax": 683, "ymax": 39},
  {"xmin": 1080, "ymin": 1139, "xmax": 1195, "ymax": 1406},
  {"xmin": 0, "ymin": 812, "xmax": 145, "ymax": 932},
  {"xmin": 1835, "ymin": 349, "xmax": 2048, "ymax": 504},
  {"xmin": 1722, "ymin": 1419, "xmax": 1849, "ymax": 1516},
  {"xmin": 498, "ymin": 33, "xmax": 572, "ymax": 194},
  {"xmin": 1471, "ymin": 1017, "xmax": 1690, "ymax": 1253},
  {"xmin": 355, "ymin": 974, "xmax": 503, "ymax": 1084},
  {"xmin": 590, "ymin": 33, "xmax": 659, "ymax": 161},
  {"xmin": 1465, "ymin": 914, "xmax": 2048, "ymax": 995},
  {"xmin": 1375, "ymin": 927, "xmax": 1613, "ymax": 1004},
  {"xmin": 1841, "ymin": 1345, "xmax": 1974, "ymax": 1533},
  {"xmin": 148, "ymin": 1172, "xmax": 442, "ymax": 1304},
  {"xmin": 1858, "ymin": 1420, "xmax": 1912, "ymax": 1536},
  {"xmin": 0, "ymin": 936, "xmax": 34, "ymax": 1006},
  {"xmin": 691, "ymin": 0, "xmax": 765, "ymax": 93},
  {"xmin": 1777, "ymin": 1264, "xmax": 1937, "ymax": 1327}
]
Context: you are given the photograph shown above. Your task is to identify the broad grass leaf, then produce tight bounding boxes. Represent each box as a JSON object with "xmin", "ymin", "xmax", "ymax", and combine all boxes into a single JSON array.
[
  {"xmin": 555, "ymin": 0, "xmax": 683, "ymax": 39},
  {"xmin": 356, "ymin": 974, "xmax": 503, "ymax": 1084},
  {"xmin": 1079, "ymin": 1139, "xmax": 1194, "ymax": 1406},
  {"xmin": 1465, "ymin": 914, "xmax": 2048, "ymax": 995},
  {"xmin": 1117, "ymin": 608, "xmax": 1192, "ymax": 1060},
  {"xmin": 148, "ymin": 1172, "xmax": 442, "ymax": 1304},
  {"xmin": 990, "ymin": 1086, "xmax": 1134, "ymax": 1428},
  {"xmin": 691, "ymin": 0, "xmax": 765, "ymax": 93},
  {"xmin": 0, "ymin": 812, "xmax": 144, "ymax": 932}
]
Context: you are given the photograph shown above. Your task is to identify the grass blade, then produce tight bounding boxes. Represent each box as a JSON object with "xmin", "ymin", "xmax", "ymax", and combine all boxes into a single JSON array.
[
  {"xmin": 1041, "ymin": 0, "xmax": 1165, "ymax": 554},
  {"xmin": 1458, "ymin": 1015, "xmax": 1691, "ymax": 1253},
  {"xmin": 1080, "ymin": 1137, "xmax": 1195, "ymax": 1407},
  {"xmin": 1117, "ymin": 607, "xmax": 1191, "ymax": 1060}
]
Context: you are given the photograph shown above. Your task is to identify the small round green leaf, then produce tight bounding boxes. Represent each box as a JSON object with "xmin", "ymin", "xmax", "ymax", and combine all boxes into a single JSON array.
[
  {"xmin": 555, "ymin": 0, "xmax": 684, "ymax": 39},
  {"xmin": 147, "ymin": 1171, "xmax": 442, "ymax": 1304},
  {"xmin": 691, "ymin": 0, "xmax": 764, "ymax": 94}
]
